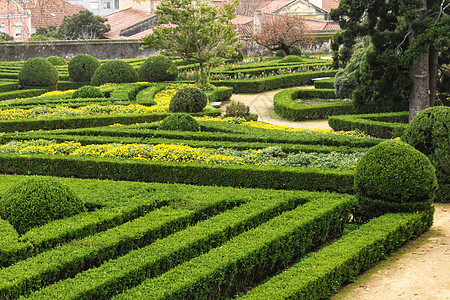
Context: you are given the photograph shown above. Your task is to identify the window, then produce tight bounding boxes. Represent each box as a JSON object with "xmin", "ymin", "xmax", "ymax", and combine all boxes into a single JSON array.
[
  {"xmin": 14, "ymin": 24, "xmax": 23, "ymax": 37},
  {"xmin": 102, "ymin": 1, "xmax": 111, "ymax": 9}
]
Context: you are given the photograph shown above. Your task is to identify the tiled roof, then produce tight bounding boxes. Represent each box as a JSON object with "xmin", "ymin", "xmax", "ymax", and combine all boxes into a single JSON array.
[
  {"xmin": 303, "ymin": 19, "xmax": 340, "ymax": 31},
  {"xmin": 103, "ymin": 8, "xmax": 155, "ymax": 39},
  {"xmin": 322, "ymin": 0, "xmax": 340, "ymax": 12},
  {"xmin": 127, "ymin": 27, "xmax": 154, "ymax": 39},
  {"xmin": 22, "ymin": 0, "xmax": 85, "ymax": 28}
]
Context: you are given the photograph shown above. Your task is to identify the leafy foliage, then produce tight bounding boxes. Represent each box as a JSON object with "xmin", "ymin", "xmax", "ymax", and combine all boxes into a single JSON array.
[
  {"xmin": 72, "ymin": 86, "xmax": 104, "ymax": 99},
  {"xmin": 158, "ymin": 114, "xmax": 200, "ymax": 131},
  {"xmin": 142, "ymin": 0, "xmax": 241, "ymax": 85},
  {"xmin": 57, "ymin": 10, "xmax": 110, "ymax": 40},
  {"xmin": 68, "ymin": 54, "xmax": 100, "ymax": 82},
  {"xmin": 18, "ymin": 58, "xmax": 58, "ymax": 89},
  {"xmin": 90, "ymin": 60, "xmax": 138, "ymax": 86},
  {"xmin": 225, "ymin": 101, "xmax": 258, "ymax": 121},
  {"xmin": 169, "ymin": 87, "xmax": 207, "ymax": 113},
  {"xmin": 0, "ymin": 32, "xmax": 13, "ymax": 42},
  {"xmin": 47, "ymin": 56, "xmax": 67, "ymax": 66},
  {"xmin": 138, "ymin": 55, "xmax": 178, "ymax": 82}
]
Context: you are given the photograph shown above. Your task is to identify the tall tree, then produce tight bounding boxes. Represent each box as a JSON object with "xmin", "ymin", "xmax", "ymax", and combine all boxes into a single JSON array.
[
  {"xmin": 57, "ymin": 10, "xmax": 110, "ymax": 40},
  {"xmin": 252, "ymin": 14, "xmax": 315, "ymax": 55},
  {"xmin": 331, "ymin": 0, "xmax": 450, "ymax": 121},
  {"xmin": 142, "ymin": 0, "xmax": 241, "ymax": 85}
]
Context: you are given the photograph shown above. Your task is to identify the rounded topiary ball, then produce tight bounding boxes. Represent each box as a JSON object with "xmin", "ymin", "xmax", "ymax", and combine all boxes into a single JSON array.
[
  {"xmin": 91, "ymin": 60, "xmax": 138, "ymax": 86},
  {"xmin": 0, "ymin": 177, "xmax": 85, "ymax": 234},
  {"xmin": 68, "ymin": 54, "xmax": 100, "ymax": 82},
  {"xmin": 275, "ymin": 50, "xmax": 286, "ymax": 58},
  {"xmin": 47, "ymin": 56, "xmax": 67, "ymax": 66},
  {"xmin": 138, "ymin": 55, "xmax": 178, "ymax": 82},
  {"xmin": 169, "ymin": 87, "xmax": 207, "ymax": 113},
  {"xmin": 19, "ymin": 57, "xmax": 59, "ymax": 89},
  {"xmin": 280, "ymin": 55, "xmax": 302, "ymax": 63},
  {"xmin": 289, "ymin": 45, "xmax": 302, "ymax": 56},
  {"xmin": 158, "ymin": 113, "xmax": 200, "ymax": 131},
  {"xmin": 354, "ymin": 140, "xmax": 437, "ymax": 219},
  {"xmin": 72, "ymin": 85, "xmax": 104, "ymax": 99}
]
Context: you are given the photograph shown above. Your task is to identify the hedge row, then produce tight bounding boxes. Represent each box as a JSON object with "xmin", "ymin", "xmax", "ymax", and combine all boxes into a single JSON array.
[
  {"xmin": 210, "ymin": 70, "xmax": 339, "ymax": 93},
  {"xmin": 274, "ymin": 89, "xmax": 354, "ymax": 121},
  {"xmin": 296, "ymin": 88, "xmax": 337, "ymax": 99},
  {"xmin": 24, "ymin": 190, "xmax": 319, "ymax": 299},
  {"xmin": 0, "ymin": 82, "xmax": 19, "ymax": 93},
  {"xmin": 205, "ymin": 86, "xmax": 233, "ymax": 103},
  {"xmin": 239, "ymin": 209, "xmax": 434, "ymax": 299},
  {"xmin": 114, "ymin": 195, "xmax": 355, "ymax": 299},
  {"xmin": 0, "ymin": 89, "xmax": 47, "ymax": 101},
  {"xmin": 0, "ymin": 219, "xmax": 33, "ymax": 268},
  {"xmin": 0, "ymin": 208, "xmax": 200, "ymax": 299},
  {"xmin": 0, "ymin": 154, "xmax": 355, "ymax": 193},
  {"xmin": 212, "ymin": 62, "xmax": 332, "ymax": 76},
  {"xmin": 328, "ymin": 112, "xmax": 409, "ymax": 138},
  {"xmin": 314, "ymin": 78, "xmax": 335, "ymax": 89}
]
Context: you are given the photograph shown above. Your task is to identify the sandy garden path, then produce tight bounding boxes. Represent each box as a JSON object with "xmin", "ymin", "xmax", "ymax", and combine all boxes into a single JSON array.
[{"xmin": 220, "ymin": 89, "xmax": 450, "ymax": 300}]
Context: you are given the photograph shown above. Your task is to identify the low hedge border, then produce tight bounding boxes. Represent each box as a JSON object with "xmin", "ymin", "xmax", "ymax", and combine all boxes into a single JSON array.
[
  {"xmin": 274, "ymin": 88, "xmax": 354, "ymax": 121},
  {"xmin": 296, "ymin": 88, "xmax": 337, "ymax": 99},
  {"xmin": 205, "ymin": 86, "xmax": 233, "ymax": 103},
  {"xmin": 0, "ymin": 218, "xmax": 33, "ymax": 268},
  {"xmin": 0, "ymin": 89, "xmax": 47, "ymax": 101},
  {"xmin": 239, "ymin": 209, "xmax": 434, "ymax": 299},
  {"xmin": 0, "ymin": 154, "xmax": 355, "ymax": 193},
  {"xmin": 328, "ymin": 112, "xmax": 409, "ymax": 138},
  {"xmin": 0, "ymin": 82, "xmax": 19, "ymax": 93},
  {"xmin": 211, "ymin": 62, "xmax": 332, "ymax": 77},
  {"xmin": 314, "ymin": 78, "xmax": 335, "ymax": 89},
  {"xmin": 24, "ymin": 190, "xmax": 316, "ymax": 299},
  {"xmin": 113, "ymin": 195, "xmax": 355, "ymax": 299},
  {"xmin": 209, "ymin": 70, "xmax": 339, "ymax": 93}
]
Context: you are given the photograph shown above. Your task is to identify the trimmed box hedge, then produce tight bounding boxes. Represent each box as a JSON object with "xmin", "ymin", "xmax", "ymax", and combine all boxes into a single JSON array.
[
  {"xmin": 0, "ymin": 219, "xmax": 33, "ymax": 268},
  {"xmin": 0, "ymin": 89, "xmax": 47, "ymax": 101},
  {"xmin": 0, "ymin": 82, "xmax": 19, "ymax": 93},
  {"xmin": 314, "ymin": 78, "xmax": 335, "ymax": 89},
  {"xmin": 328, "ymin": 112, "xmax": 409, "ymax": 138}
]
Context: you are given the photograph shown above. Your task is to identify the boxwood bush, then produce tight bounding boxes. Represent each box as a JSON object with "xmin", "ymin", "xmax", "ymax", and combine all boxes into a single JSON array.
[
  {"xmin": 91, "ymin": 60, "xmax": 138, "ymax": 86},
  {"xmin": 18, "ymin": 58, "xmax": 58, "ymax": 90},
  {"xmin": 68, "ymin": 54, "xmax": 100, "ymax": 83},
  {"xmin": 169, "ymin": 87, "xmax": 207, "ymax": 113},
  {"xmin": 138, "ymin": 55, "xmax": 178, "ymax": 82}
]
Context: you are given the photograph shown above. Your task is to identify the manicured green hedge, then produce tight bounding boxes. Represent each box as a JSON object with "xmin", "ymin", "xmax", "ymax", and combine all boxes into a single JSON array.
[
  {"xmin": 24, "ymin": 190, "xmax": 318, "ymax": 299},
  {"xmin": 0, "ymin": 154, "xmax": 355, "ymax": 193},
  {"xmin": 205, "ymin": 86, "xmax": 233, "ymax": 103},
  {"xmin": 210, "ymin": 70, "xmax": 339, "ymax": 93},
  {"xmin": 0, "ymin": 218, "xmax": 33, "ymax": 268},
  {"xmin": 296, "ymin": 88, "xmax": 337, "ymax": 99},
  {"xmin": 57, "ymin": 81, "xmax": 90, "ymax": 91},
  {"xmin": 239, "ymin": 209, "xmax": 433, "ymax": 299},
  {"xmin": 274, "ymin": 89, "xmax": 354, "ymax": 121},
  {"xmin": 212, "ymin": 62, "xmax": 332, "ymax": 77},
  {"xmin": 0, "ymin": 89, "xmax": 47, "ymax": 101},
  {"xmin": 314, "ymin": 78, "xmax": 334, "ymax": 89},
  {"xmin": 113, "ymin": 195, "xmax": 355, "ymax": 299},
  {"xmin": 328, "ymin": 112, "xmax": 409, "ymax": 138},
  {"xmin": 0, "ymin": 82, "xmax": 19, "ymax": 93}
]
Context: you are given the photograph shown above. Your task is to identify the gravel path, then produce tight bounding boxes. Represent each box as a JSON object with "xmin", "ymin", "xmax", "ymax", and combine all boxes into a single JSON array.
[{"xmin": 221, "ymin": 89, "xmax": 450, "ymax": 300}]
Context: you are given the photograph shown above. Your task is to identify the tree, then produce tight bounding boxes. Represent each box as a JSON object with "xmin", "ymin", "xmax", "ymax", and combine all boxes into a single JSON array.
[
  {"xmin": 0, "ymin": 32, "xmax": 14, "ymax": 42},
  {"xmin": 252, "ymin": 14, "xmax": 315, "ymax": 55},
  {"xmin": 331, "ymin": 0, "xmax": 450, "ymax": 121},
  {"xmin": 57, "ymin": 10, "xmax": 110, "ymax": 40},
  {"xmin": 142, "ymin": 0, "xmax": 241, "ymax": 85}
]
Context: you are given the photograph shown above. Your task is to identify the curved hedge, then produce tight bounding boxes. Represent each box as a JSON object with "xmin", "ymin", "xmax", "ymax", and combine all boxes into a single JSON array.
[{"xmin": 274, "ymin": 88, "xmax": 354, "ymax": 121}]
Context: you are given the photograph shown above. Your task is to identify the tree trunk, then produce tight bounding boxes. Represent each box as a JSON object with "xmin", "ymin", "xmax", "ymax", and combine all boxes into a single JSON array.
[
  {"xmin": 429, "ymin": 44, "xmax": 439, "ymax": 107},
  {"xmin": 409, "ymin": 51, "xmax": 430, "ymax": 122}
]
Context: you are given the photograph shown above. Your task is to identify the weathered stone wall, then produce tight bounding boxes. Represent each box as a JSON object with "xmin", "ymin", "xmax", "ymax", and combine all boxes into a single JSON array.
[{"xmin": 0, "ymin": 39, "xmax": 156, "ymax": 62}]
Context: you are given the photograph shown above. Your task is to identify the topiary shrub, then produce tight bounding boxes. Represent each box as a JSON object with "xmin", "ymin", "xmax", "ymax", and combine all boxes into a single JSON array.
[
  {"xmin": 91, "ymin": 60, "xmax": 138, "ymax": 86},
  {"xmin": 275, "ymin": 50, "xmax": 286, "ymax": 58},
  {"xmin": 47, "ymin": 56, "xmax": 67, "ymax": 66},
  {"xmin": 224, "ymin": 101, "xmax": 258, "ymax": 121},
  {"xmin": 68, "ymin": 54, "xmax": 100, "ymax": 82},
  {"xmin": 354, "ymin": 140, "xmax": 437, "ymax": 221},
  {"xmin": 138, "ymin": 55, "xmax": 178, "ymax": 82},
  {"xmin": 280, "ymin": 55, "xmax": 302, "ymax": 63},
  {"xmin": 158, "ymin": 113, "xmax": 200, "ymax": 131},
  {"xmin": 0, "ymin": 177, "xmax": 85, "ymax": 234},
  {"xmin": 72, "ymin": 85, "xmax": 104, "ymax": 99},
  {"xmin": 289, "ymin": 45, "xmax": 302, "ymax": 56},
  {"xmin": 402, "ymin": 106, "xmax": 450, "ymax": 202},
  {"xmin": 18, "ymin": 57, "xmax": 59, "ymax": 90},
  {"xmin": 169, "ymin": 87, "xmax": 207, "ymax": 113}
]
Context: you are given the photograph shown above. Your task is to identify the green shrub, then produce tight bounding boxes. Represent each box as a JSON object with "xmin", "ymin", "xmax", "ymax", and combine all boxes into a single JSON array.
[
  {"xmin": 280, "ymin": 55, "xmax": 302, "ymax": 63},
  {"xmin": 289, "ymin": 45, "xmax": 302, "ymax": 56},
  {"xmin": 402, "ymin": 106, "xmax": 450, "ymax": 202},
  {"xmin": 275, "ymin": 50, "xmax": 286, "ymax": 58},
  {"xmin": 354, "ymin": 140, "xmax": 437, "ymax": 220},
  {"xmin": 68, "ymin": 54, "xmax": 100, "ymax": 82},
  {"xmin": 72, "ymin": 85, "xmax": 104, "ymax": 99},
  {"xmin": 0, "ymin": 177, "xmax": 85, "ymax": 234},
  {"xmin": 46, "ymin": 56, "xmax": 66, "ymax": 66},
  {"xmin": 169, "ymin": 87, "xmax": 207, "ymax": 113},
  {"xmin": 18, "ymin": 58, "xmax": 58, "ymax": 90},
  {"xmin": 138, "ymin": 55, "xmax": 178, "ymax": 82},
  {"xmin": 225, "ymin": 101, "xmax": 258, "ymax": 121},
  {"xmin": 91, "ymin": 60, "xmax": 138, "ymax": 86},
  {"xmin": 158, "ymin": 114, "xmax": 200, "ymax": 131}
]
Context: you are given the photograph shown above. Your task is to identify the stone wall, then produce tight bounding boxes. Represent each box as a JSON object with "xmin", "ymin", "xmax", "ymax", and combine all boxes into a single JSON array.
[{"xmin": 0, "ymin": 39, "xmax": 156, "ymax": 61}]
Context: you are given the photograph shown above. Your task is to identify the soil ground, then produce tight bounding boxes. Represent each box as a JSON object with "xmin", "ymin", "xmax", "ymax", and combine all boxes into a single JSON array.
[{"xmin": 220, "ymin": 89, "xmax": 450, "ymax": 300}]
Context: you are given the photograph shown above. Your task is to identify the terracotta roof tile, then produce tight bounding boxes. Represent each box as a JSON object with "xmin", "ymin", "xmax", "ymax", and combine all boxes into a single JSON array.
[
  {"xmin": 322, "ymin": 0, "xmax": 340, "ymax": 12},
  {"xmin": 22, "ymin": 0, "xmax": 84, "ymax": 28},
  {"xmin": 103, "ymin": 8, "xmax": 155, "ymax": 39}
]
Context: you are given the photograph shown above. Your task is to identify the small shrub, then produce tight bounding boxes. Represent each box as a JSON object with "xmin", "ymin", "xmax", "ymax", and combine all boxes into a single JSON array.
[
  {"xmin": 91, "ymin": 60, "xmax": 138, "ymax": 86},
  {"xmin": 169, "ymin": 87, "xmax": 207, "ymax": 113},
  {"xmin": 289, "ymin": 45, "xmax": 302, "ymax": 56},
  {"xmin": 275, "ymin": 50, "xmax": 286, "ymax": 58},
  {"xmin": 47, "ymin": 56, "xmax": 67, "ymax": 66},
  {"xmin": 68, "ymin": 54, "xmax": 100, "ymax": 82},
  {"xmin": 138, "ymin": 55, "xmax": 178, "ymax": 82},
  {"xmin": 354, "ymin": 140, "xmax": 437, "ymax": 220},
  {"xmin": 72, "ymin": 85, "xmax": 104, "ymax": 99},
  {"xmin": 158, "ymin": 113, "xmax": 200, "ymax": 131},
  {"xmin": 402, "ymin": 106, "xmax": 450, "ymax": 202},
  {"xmin": 18, "ymin": 57, "xmax": 59, "ymax": 89},
  {"xmin": 0, "ymin": 177, "xmax": 85, "ymax": 234},
  {"xmin": 225, "ymin": 101, "xmax": 258, "ymax": 121},
  {"xmin": 280, "ymin": 55, "xmax": 302, "ymax": 63}
]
